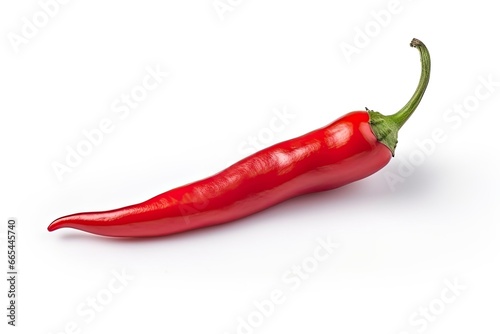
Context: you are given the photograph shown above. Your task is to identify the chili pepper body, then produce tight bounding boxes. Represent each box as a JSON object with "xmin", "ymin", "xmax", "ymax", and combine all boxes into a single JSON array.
[
  {"xmin": 48, "ymin": 111, "xmax": 391, "ymax": 237},
  {"xmin": 48, "ymin": 38, "xmax": 430, "ymax": 238}
]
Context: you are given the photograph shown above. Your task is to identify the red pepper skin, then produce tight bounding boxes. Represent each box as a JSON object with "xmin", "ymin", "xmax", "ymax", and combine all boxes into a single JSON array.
[{"xmin": 48, "ymin": 111, "xmax": 392, "ymax": 237}]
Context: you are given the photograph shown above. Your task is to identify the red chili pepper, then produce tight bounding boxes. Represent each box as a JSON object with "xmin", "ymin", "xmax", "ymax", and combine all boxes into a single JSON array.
[{"xmin": 48, "ymin": 38, "xmax": 431, "ymax": 238}]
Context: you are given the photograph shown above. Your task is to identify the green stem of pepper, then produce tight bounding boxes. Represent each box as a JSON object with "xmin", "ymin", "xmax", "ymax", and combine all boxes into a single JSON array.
[{"xmin": 368, "ymin": 38, "xmax": 431, "ymax": 156}]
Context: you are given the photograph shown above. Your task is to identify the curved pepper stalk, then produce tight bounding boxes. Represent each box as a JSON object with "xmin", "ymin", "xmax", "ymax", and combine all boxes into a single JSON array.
[{"xmin": 368, "ymin": 38, "xmax": 431, "ymax": 156}]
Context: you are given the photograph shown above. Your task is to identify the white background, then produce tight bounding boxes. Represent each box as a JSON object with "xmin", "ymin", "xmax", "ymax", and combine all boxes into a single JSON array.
[{"xmin": 1, "ymin": 1, "xmax": 499, "ymax": 333}]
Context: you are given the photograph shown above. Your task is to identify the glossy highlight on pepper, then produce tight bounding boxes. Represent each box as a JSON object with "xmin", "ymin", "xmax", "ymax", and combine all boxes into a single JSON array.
[{"xmin": 48, "ymin": 38, "xmax": 431, "ymax": 238}]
